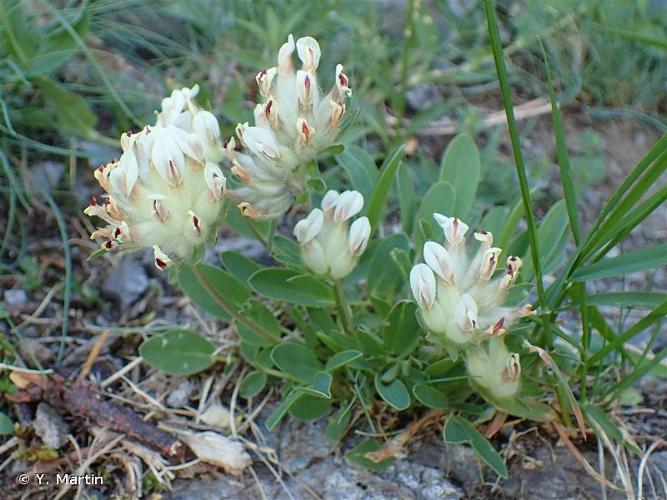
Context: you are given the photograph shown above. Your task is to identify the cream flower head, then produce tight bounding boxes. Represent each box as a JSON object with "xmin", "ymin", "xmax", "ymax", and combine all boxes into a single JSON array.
[
  {"xmin": 410, "ymin": 214, "xmax": 533, "ymax": 346},
  {"xmin": 226, "ymin": 34, "xmax": 351, "ymax": 219},
  {"xmin": 85, "ymin": 85, "xmax": 226, "ymax": 270}
]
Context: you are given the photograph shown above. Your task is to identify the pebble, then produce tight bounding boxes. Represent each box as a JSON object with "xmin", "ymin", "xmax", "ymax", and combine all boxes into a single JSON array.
[
  {"xmin": 33, "ymin": 403, "xmax": 70, "ymax": 449},
  {"xmin": 3, "ymin": 289, "xmax": 28, "ymax": 313},
  {"xmin": 101, "ymin": 258, "xmax": 149, "ymax": 308}
]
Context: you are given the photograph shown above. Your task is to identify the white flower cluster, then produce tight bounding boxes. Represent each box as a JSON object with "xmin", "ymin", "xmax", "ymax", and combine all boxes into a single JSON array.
[
  {"xmin": 293, "ymin": 190, "xmax": 370, "ymax": 279},
  {"xmin": 410, "ymin": 214, "xmax": 531, "ymax": 345},
  {"xmin": 226, "ymin": 34, "xmax": 351, "ymax": 219},
  {"xmin": 85, "ymin": 85, "xmax": 227, "ymax": 270},
  {"xmin": 410, "ymin": 214, "xmax": 531, "ymax": 397}
]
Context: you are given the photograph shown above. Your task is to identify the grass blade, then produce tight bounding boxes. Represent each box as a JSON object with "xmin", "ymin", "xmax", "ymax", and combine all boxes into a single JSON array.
[
  {"xmin": 484, "ymin": 0, "xmax": 544, "ymax": 306},
  {"xmin": 572, "ymin": 243, "xmax": 667, "ymax": 281},
  {"xmin": 539, "ymin": 38, "xmax": 580, "ymax": 244}
]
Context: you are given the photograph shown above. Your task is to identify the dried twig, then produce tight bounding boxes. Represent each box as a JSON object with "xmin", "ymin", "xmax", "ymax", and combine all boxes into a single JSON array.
[
  {"xmin": 6, "ymin": 374, "xmax": 183, "ymax": 458},
  {"xmin": 552, "ymin": 421, "xmax": 627, "ymax": 493},
  {"xmin": 417, "ymin": 98, "xmax": 553, "ymax": 136},
  {"xmin": 364, "ymin": 409, "xmax": 444, "ymax": 463}
]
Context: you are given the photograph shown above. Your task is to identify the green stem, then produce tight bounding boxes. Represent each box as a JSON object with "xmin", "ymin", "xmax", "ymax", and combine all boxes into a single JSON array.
[
  {"xmin": 191, "ymin": 265, "xmax": 277, "ymax": 343},
  {"xmin": 333, "ymin": 280, "xmax": 354, "ymax": 335},
  {"xmin": 265, "ymin": 219, "xmax": 277, "ymax": 254},
  {"xmin": 484, "ymin": 0, "xmax": 545, "ymax": 309}
]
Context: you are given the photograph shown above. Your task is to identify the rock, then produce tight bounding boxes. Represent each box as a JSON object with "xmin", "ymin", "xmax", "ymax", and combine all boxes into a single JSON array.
[
  {"xmin": 167, "ymin": 475, "xmax": 248, "ymax": 499},
  {"xmin": 406, "ymin": 84, "xmax": 440, "ymax": 112},
  {"xmin": 24, "ymin": 161, "xmax": 64, "ymax": 193},
  {"xmin": 290, "ymin": 455, "xmax": 462, "ymax": 499},
  {"xmin": 166, "ymin": 380, "xmax": 195, "ymax": 409},
  {"xmin": 33, "ymin": 403, "xmax": 70, "ymax": 449},
  {"xmin": 278, "ymin": 418, "xmax": 332, "ymax": 473},
  {"xmin": 101, "ymin": 258, "xmax": 149, "ymax": 308},
  {"xmin": 3, "ymin": 289, "xmax": 28, "ymax": 313}
]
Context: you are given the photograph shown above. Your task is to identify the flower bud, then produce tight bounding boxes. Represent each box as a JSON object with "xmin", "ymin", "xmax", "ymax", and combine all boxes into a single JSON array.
[
  {"xmin": 466, "ymin": 337, "xmax": 521, "ymax": 398},
  {"xmin": 294, "ymin": 190, "xmax": 369, "ymax": 279}
]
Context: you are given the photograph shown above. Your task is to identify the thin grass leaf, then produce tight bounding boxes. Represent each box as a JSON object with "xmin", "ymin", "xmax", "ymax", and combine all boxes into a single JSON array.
[
  {"xmin": 587, "ymin": 299, "xmax": 667, "ymax": 366},
  {"xmin": 572, "ymin": 243, "xmax": 667, "ymax": 281},
  {"xmin": 586, "ymin": 292, "xmax": 667, "ymax": 309},
  {"xmin": 484, "ymin": 0, "xmax": 544, "ymax": 306},
  {"xmin": 539, "ymin": 39, "xmax": 580, "ymax": 243}
]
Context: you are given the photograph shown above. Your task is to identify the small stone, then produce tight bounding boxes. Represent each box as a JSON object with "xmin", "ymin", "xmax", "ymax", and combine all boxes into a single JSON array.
[
  {"xmin": 33, "ymin": 403, "xmax": 70, "ymax": 449},
  {"xmin": 24, "ymin": 162, "xmax": 64, "ymax": 193},
  {"xmin": 167, "ymin": 380, "xmax": 195, "ymax": 408},
  {"xmin": 3, "ymin": 289, "xmax": 28, "ymax": 313},
  {"xmin": 101, "ymin": 258, "xmax": 149, "ymax": 308},
  {"xmin": 406, "ymin": 84, "xmax": 440, "ymax": 112}
]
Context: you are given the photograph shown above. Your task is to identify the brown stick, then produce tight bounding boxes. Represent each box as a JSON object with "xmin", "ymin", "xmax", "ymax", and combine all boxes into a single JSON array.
[{"xmin": 6, "ymin": 375, "xmax": 183, "ymax": 459}]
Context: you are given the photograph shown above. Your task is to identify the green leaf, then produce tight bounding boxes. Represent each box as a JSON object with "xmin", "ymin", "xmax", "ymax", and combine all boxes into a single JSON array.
[
  {"xmin": 178, "ymin": 264, "xmax": 251, "ymax": 320},
  {"xmin": 239, "ymin": 370, "xmax": 268, "ymax": 399},
  {"xmin": 0, "ymin": 412, "xmax": 13, "ymax": 435},
  {"xmin": 572, "ymin": 243, "xmax": 667, "ymax": 281},
  {"xmin": 0, "ymin": 0, "xmax": 38, "ymax": 63},
  {"xmin": 34, "ymin": 77, "xmax": 97, "ymax": 137},
  {"xmin": 265, "ymin": 390, "xmax": 303, "ymax": 430},
  {"xmin": 414, "ymin": 181, "xmax": 456, "ymax": 248},
  {"xmin": 480, "ymin": 206, "xmax": 509, "ymax": 238},
  {"xmin": 220, "ymin": 251, "xmax": 261, "ymax": 283},
  {"xmin": 374, "ymin": 375, "xmax": 411, "ymax": 410},
  {"xmin": 272, "ymin": 235, "xmax": 304, "ymax": 268},
  {"xmin": 413, "ymin": 384, "xmax": 450, "ymax": 409},
  {"xmin": 29, "ymin": 9, "xmax": 90, "ymax": 75},
  {"xmin": 249, "ymin": 269, "xmax": 334, "ymax": 307},
  {"xmin": 397, "ymin": 163, "xmax": 417, "ymax": 233},
  {"xmin": 367, "ymin": 233, "xmax": 411, "ymax": 299},
  {"xmin": 490, "ymin": 396, "xmax": 556, "ymax": 422},
  {"xmin": 289, "ymin": 394, "xmax": 332, "ymax": 420},
  {"xmin": 366, "ymin": 145, "xmax": 405, "ymax": 234},
  {"xmin": 325, "ymin": 404, "xmax": 352, "ymax": 442},
  {"xmin": 442, "ymin": 415, "xmax": 469, "ymax": 444},
  {"xmin": 325, "ymin": 350, "xmax": 363, "ymax": 371},
  {"xmin": 139, "ymin": 329, "xmax": 215, "ymax": 376},
  {"xmin": 301, "ymin": 371, "xmax": 333, "ymax": 399},
  {"xmin": 337, "ymin": 145, "xmax": 378, "ymax": 199},
  {"xmin": 271, "ymin": 343, "xmax": 322, "ymax": 383},
  {"xmin": 235, "ymin": 300, "xmax": 281, "ymax": 347},
  {"xmin": 439, "ymin": 133, "xmax": 480, "ymax": 218},
  {"xmin": 523, "ymin": 200, "xmax": 568, "ymax": 280},
  {"xmin": 346, "ymin": 439, "xmax": 394, "ymax": 472},
  {"xmin": 382, "ymin": 301, "xmax": 421, "ymax": 356},
  {"xmin": 443, "ymin": 416, "xmax": 508, "ymax": 478}
]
